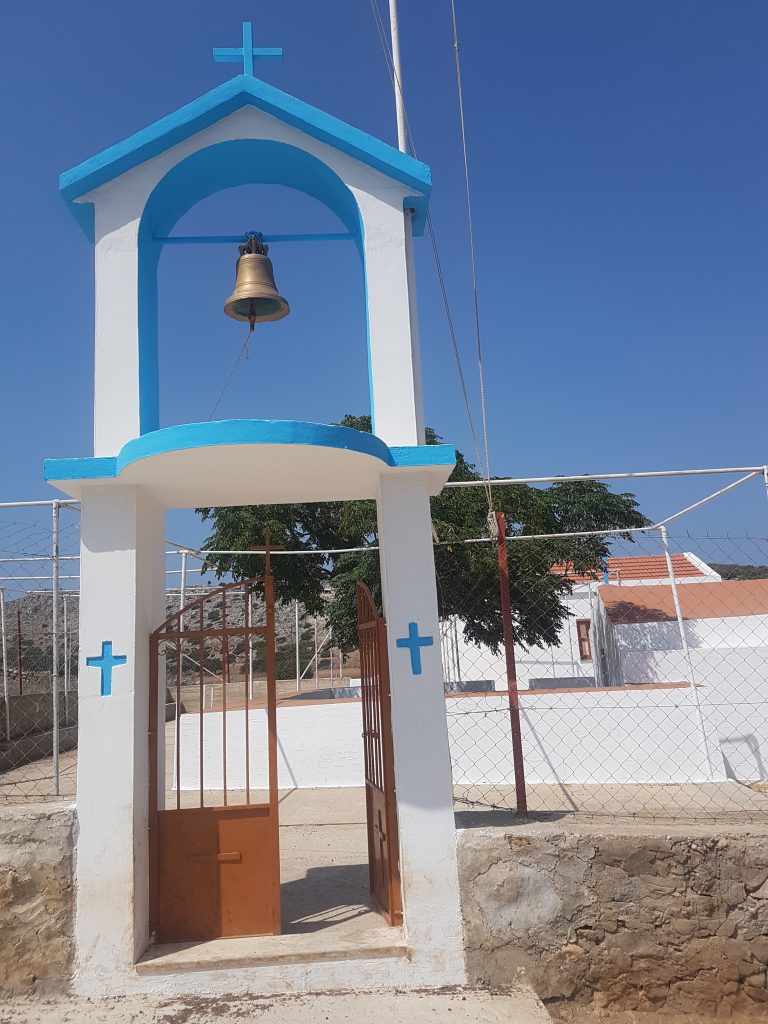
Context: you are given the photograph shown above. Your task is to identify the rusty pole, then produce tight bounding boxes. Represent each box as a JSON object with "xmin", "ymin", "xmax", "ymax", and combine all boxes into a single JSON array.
[{"xmin": 495, "ymin": 510, "xmax": 528, "ymax": 818}]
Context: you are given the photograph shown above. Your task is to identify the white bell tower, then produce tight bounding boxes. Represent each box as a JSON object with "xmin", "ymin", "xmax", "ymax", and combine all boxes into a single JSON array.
[{"xmin": 46, "ymin": 22, "xmax": 466, "ymax": 996}]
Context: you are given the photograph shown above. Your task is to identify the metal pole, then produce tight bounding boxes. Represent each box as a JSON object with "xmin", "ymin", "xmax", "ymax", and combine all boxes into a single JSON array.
[
  {"xmin": 248, "ymin": 589, "xmax": 254, "ymax": 701},
  {"xmin": 51, "ymin": 501, "xmax": 61, "ymax": 796},
  {"xmin": 179, "ymin": 549, "xmax": 188, "ymax": 629},
  {"xmin": 495, "ymin": 511, "xmax": 528, "ymax": 817},
  {"xmin": 388, "ymin": 0, "xmax": 408, "ymax": 152},
  {"xmin": 314, "ymin": 618, "xmax": 318, "ymax": 688},
  {"xmin": 63, "ymin": 594, "xmax": 69, "ymax": 725},
  {"xmin": 0, "ymin": 589, "xmax": 9, "ymax": 742},
  {"xmin": 659, "ymin": 525, "xmax": 715, "ymax": 780},
  {"xmin": 16, "ymin": 609, "xmax": 22, "ymax": 696},
  {"xmin": 295, "ymin": 601, "xmax": 301, "ymax": 691}
]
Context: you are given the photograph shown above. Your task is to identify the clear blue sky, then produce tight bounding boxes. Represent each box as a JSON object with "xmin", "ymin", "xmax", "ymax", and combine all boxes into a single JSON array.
[{"xmin": 1, "ymin": 0, "xmax": 766, "ymax": 536}]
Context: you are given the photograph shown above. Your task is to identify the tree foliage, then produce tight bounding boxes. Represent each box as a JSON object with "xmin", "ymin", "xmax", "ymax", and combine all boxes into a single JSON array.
[{"xmin": 197, "ymin": 415, "xmax": 650, "ymax": 653}]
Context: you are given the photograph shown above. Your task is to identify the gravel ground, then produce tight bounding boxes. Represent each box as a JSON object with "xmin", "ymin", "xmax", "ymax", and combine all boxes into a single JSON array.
[{"xmin": 548, "ymin": 1005, "xmax": 765, "ymax": 1023}]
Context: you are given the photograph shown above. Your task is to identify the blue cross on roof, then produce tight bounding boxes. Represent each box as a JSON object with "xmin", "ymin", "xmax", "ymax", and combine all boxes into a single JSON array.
[{"xmin": 213, "ymin": 21, "xmax": 283, "ymax": 77}]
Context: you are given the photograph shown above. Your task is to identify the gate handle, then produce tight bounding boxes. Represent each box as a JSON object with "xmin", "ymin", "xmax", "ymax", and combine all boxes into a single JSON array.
[{"xmin": 217, "ymin": 852, "xmax": 242, "ymax": 863}]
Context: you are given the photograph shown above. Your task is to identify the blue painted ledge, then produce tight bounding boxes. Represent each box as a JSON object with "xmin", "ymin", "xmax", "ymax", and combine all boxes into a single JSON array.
[{"xmin": 44, "ymin": 420, "xmax": 456, "ymax": 483}]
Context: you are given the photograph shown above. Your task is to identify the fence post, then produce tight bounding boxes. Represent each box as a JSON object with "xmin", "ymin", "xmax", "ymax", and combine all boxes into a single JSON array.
[
  {"xmin": 179, "ymin": 549, "xmax": 188, "ymax": 628},
  {"xmin": 314, "ymin": 618, "xmax": 318, "ymax": 688},
  {"xmin": 495, "ymin": 510, "xmax": 528, "ymax": 818},
  {"xmin": 659, "ymin": 524, "xmax": 715, "ymax": 781},
  {"xmin": 295, "ymin": 600, "xmax": 300, "ymax": 691},
  {"xmin": 63, "ymin": 593, "xmax": 69, "ymax": 725},
  {"xmin": 51, "ymin": 500, "xmax": 61, "ymax": 796},
  {"xmin": 16, "ymin": 608, "xmax": 22, "ymax": 696},
  {"xmin": 0, "ymin": 588, "xmax": 9, "ymax": 741}
]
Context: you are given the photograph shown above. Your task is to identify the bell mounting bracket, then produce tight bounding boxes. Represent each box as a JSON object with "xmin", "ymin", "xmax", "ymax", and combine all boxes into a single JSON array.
[{"xmin": 240, "ymin": 231, "xmax": 269, "ymax": 257}]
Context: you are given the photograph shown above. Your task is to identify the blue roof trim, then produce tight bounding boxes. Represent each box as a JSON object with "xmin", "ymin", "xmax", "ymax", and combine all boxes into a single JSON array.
[
  {"xmin": 43, "ymin": 420, "xmax": 456, "ymax": 483},
  {"xmin": 59, "ymin": 75, "xmax": 432, "ymax": 214}
]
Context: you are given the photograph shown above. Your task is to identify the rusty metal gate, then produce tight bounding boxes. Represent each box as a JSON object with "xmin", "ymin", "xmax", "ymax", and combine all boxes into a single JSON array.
[
  {"xmin": 149, "ymin": 544, "xmax": 280, "ymax": 943},
  {"xmin": 356, "ymin": 583, "xmax": 402, "ymax": 926}
]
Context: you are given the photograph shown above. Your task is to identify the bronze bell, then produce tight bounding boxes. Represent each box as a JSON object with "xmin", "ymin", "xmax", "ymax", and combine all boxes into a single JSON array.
[{"xmin": 224, "ymin": 233, "xmax": 290, "ymax": 325}]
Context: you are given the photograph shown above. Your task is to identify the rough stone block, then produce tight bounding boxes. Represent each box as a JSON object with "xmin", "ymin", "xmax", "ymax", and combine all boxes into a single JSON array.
[{"xmin": 0, "ymin": 806, "xmax": 75, "ymax": 995}]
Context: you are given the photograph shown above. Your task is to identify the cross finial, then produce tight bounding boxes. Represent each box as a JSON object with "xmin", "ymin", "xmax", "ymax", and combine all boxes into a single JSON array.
[{"xmin": 213, "ymin": 21, "xmax": 283, "ymax": 77}]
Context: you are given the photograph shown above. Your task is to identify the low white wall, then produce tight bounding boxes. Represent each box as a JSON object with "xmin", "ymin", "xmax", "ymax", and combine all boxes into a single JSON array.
[
  {"xmin": 176, "ymin": 679, "xmax": 767, "ymax": 791},
  {"xmin": 175, "ymin": 701, "xmax": 364, "ymax": 792},
  {"xmin": 447, "ymin": 687, "xmax": 716, "ymax": 785}
]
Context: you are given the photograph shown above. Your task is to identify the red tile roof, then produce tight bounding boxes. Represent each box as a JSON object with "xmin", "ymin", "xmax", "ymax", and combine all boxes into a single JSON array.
[
  {"xmin": 600, "ymin": 579, "xmax": 768, "ymax": 624},
  {"xmin": 552, "ymin": 554, "xmax": 707, "ymax": 584}
]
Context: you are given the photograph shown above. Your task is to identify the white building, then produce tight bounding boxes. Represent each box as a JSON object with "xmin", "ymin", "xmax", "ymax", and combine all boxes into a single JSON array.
[{"xmin": 441, "ymin": 552, "xmax": 721, "ymax": 691}]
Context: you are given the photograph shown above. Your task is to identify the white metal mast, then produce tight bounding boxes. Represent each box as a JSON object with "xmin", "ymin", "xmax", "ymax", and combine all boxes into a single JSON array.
[{"xmin": 388, "ymin": 0, "xmax": 408, "ymax": 152}]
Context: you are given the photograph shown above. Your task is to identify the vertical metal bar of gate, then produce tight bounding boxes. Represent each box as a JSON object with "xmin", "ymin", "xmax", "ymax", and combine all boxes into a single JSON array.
[
  {"xmin": 148, "ymin": 635, "xmax": 160, "ymax": 933},
  {"xmin": 265, "ymin": 562, "xmax": 281, "ymax": 932},
  {"xmin": 222, "ymin": 587, "xmax": 228, "ymax": 806},
  {"xmin": 51, "ymin": 501, "xmax": 61, "ymax": 796},
  {"xmin": 175, "ymin": 637, "xmax": 181, "ymax": 810},
  {"xmin": 199, "ymin": 602, "xmax": 204, "ymax": 807},
  {"xmin": 244, "ymin": 584, "xmax": 251, "ymax": 804}
]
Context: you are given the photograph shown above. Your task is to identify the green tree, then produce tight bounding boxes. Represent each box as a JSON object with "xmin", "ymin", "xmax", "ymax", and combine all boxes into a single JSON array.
[{"xmin": 197, "ymin": 415, "xmax": 649, "ymax": 653}]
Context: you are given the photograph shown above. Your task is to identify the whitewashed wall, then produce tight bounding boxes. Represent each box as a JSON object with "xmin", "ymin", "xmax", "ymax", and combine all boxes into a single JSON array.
[
  {"xmin": 176, "ymin": 680, "xmax": 768, "ymax": 790},
  {"xmin": 441, "ymin": 589, "xmax": 598, "ymax": 692},
  {"xmin": 175, "ymin": 701, "xmax": 364, "ymax": 792}
]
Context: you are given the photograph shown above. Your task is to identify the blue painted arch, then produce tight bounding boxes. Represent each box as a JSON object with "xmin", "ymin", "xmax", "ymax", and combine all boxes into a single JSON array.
[{"xmin": 137, "ymin": 139, "xmax": 368, "ymax": 435}]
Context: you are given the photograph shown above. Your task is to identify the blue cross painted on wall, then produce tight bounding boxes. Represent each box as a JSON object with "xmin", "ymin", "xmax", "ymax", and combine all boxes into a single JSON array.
[
  {"xmin": 396, "ymin": 622, "xmax": 434, "ymax": 676},
  {"xmin": 86, "ymin": 641, "xmax": 127, "ymax": 697},
  {"xmin": 213, "ymin": 22, "xmax": 283, "ymax": 77}
]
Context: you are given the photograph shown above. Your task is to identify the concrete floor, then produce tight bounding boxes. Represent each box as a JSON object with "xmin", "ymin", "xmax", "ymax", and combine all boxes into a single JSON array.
[
  {"xmin": 4, "ymin": 738, "xmax": 768, "ymax": 833},
  {"xmin": 140, "ymin": 787, "xmax": 399, "ymax": 972},
  {"xmin": 0, "ymin": 989, "xmax": 553, "ymax": 1023}
]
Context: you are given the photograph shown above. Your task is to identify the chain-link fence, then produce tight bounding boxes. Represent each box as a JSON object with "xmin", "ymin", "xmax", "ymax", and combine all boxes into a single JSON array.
[
  {"xmin": 4, "ymin": 468, "xmax": 768, "ymax": 824},
  {"xmin": 0, "ymin": 502, "xmax": 80, "ymax": 803},
  {"xmin": 0, "ymin": 505, "xmax": 352, "ymax": 805},
  {"xmin": 443, "ymin": 523, "xmax": 768, "ymax": 824}
]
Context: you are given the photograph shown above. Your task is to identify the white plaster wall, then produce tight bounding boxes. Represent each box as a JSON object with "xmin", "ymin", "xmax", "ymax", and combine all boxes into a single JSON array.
[
  {"xmin": 441, "ymin": 590, "xmax": 598, "ymax": 691},
  {"xmin": 448, "ymin": 689, "xmax": 716, "ymax": 785},
  {"xmin": 175, "ymin": 702, "xmax": 364, "ymax": 792},
  {"xmin": 86, "ymin": 105, "xmax": 424, "ymax": 452},
  {"xmin": 178, "ymin": 681, "xmax": 767, "ymax": 791}
]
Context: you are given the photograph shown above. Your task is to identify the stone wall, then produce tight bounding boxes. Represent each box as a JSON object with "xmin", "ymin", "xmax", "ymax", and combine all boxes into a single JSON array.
[
  {"xmin": 0, "ymin": 805, "xmax": 75, "ymax": 995},
  {"xmin": 459, "ymin": 826, "xmax": 768, "ymax": 1015},
  {"xmin": 1, "ymin": 691, "xmax": 78, "ymax": 741}
]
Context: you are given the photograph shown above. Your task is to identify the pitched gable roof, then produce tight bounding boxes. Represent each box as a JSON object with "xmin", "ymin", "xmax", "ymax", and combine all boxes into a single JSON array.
[
  {"xmin": 551, "ymin": 554, "xmax": 709, "ymax": 584},
  {"xmin": 60, "ymin": 74, "xmax": 432, "ymax": 229}
]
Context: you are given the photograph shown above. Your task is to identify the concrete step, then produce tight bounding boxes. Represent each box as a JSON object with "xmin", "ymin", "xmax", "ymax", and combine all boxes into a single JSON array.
[{"xmin": 0, "ymin": 989, "xmax": 552, "ymax": 1023}]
